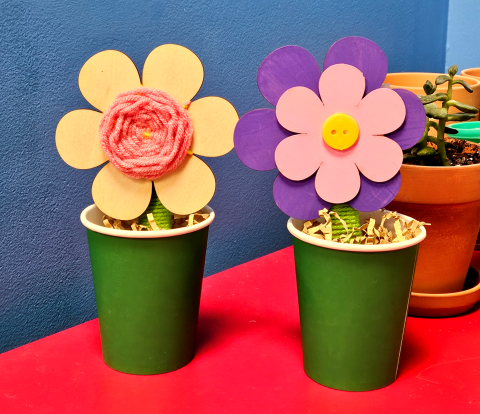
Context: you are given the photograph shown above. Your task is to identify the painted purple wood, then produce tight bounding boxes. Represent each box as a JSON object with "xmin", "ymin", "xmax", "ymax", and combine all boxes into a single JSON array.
[
  {"xmin": 387, "ymin": 89, "xmax": 426, "ymax": 150},
  {"xmin": 234, "ymin": 109, "xmax": 292, "ymax": 171},
  {"xmin": 349, "ymin": 172, "xmax": 401, "ymax": 212},
  {"xmin": 323, "ymin": 36, "xmax": 388, "ymax": 95},
  {"xmin": 257, "ymin": 46, "xmax": 321, "ymax": 106},
  {"xmin": 273, "ymin": 173, "xmax": 330, "ymax": 220}
]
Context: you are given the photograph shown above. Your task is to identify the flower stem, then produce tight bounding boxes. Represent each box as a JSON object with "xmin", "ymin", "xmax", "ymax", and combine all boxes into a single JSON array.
[
  {"xmin": 329, "ymin": 204, "xmax": 362, "ymax": 238},
  {"xmin": 137, "ymin": 185, "xmax": 172, "ymax": 229}
]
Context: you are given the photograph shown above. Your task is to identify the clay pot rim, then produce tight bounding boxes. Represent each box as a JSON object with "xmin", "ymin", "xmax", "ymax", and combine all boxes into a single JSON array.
[
  {"xmin": 80, "ymin": 204, "xmax": 215, "ymax": 239},
  {"xmin": 401, "ymin": 162, "xmax": 480, "ymax": 172},
  {"xmin": 461, "ymin": 68, "xmax": 480, "ymax": 78},
  {"xmin": 287, "ymin": 209, "xmax": 426, "ymax": 253},
  {"xmin": 386, "ymin": 72, "xmax": 480, "ymax": 90}
]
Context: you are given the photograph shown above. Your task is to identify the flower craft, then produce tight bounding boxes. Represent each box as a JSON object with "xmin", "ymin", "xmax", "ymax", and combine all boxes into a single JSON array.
[
  {"xmin": 56, "ymin": 44, "xmax": 238, "ymax": 219},
  {"xmin": 234, "ymin": 37, "xmax": 425, "ymax": 220}
]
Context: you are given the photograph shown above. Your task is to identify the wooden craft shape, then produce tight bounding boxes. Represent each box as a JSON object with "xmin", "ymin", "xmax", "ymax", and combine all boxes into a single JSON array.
[{"xmin": 56, "ymin": 44, "xmax": 238, "ymax": 220}]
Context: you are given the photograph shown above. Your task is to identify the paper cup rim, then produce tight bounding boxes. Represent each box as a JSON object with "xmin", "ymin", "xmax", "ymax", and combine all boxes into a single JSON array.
[
  {"xmin": 80, "ymin": 204, "xmax": 215, "ymax": 239},
  {"xmin": 287, "ymin": 210, "xmax": 427, "ymax": 252}
]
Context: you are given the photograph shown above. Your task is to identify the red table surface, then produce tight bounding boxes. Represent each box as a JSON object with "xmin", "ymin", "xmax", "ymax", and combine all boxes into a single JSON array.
[{"xmin": 1, "ymin": 247, "xmax": 480, "ymax": 414}]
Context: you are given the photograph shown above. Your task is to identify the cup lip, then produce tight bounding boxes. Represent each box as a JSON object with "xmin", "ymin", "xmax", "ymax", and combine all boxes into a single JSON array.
[
  {"xmin": 80, "ymin": 204, "xmax": 215, "ymax": 239},
  {"xmin": 287, "ymin": 209, "xmax": 427, "ymax": 252}
]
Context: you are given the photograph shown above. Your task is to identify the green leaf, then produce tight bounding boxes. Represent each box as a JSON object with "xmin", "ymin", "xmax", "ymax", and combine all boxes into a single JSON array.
[
  {"xmin": 424, "ymin": 104, "xmax": 448, "ymax": 119},
  {"xmin": 452, "ymin": 79, "xmax": 473, "ymax": 93},
  {"xmin": 417, "ymin": 146, "xmax": 436, "ymax": 156},
  {"xmin": 447, "ymin": 113, "xmax": 477, "ymax": 121},
  {"xmin": 402, "ymin": 147, "xmax": 415, "ymax": 155},
  {"xmin": 448, "ymin": 100, "xmax": 479, "ymax": 114},
  {"xmin": 428, "ymin": 121, "xmax": 439, "ymax": 130},
  {"xmin": 420, "ymin": 93, "xmax": 448, "ymax": 104},
  {"xmin": 423, "ymin": 80, "xmax": 436, "ymax": 95},
  {"xmin": 448, "ymin": 65, "xmax": 458, "ymax": 77},
  {"xmin": 435, "ymin": 74, "xmax": 451, "ymax": 85}
]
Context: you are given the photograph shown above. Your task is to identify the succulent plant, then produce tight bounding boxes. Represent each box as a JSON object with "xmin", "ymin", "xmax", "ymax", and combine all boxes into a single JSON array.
[{"xmin": 403, "ymin": 65, "xmax": 479, "ymax": 166}]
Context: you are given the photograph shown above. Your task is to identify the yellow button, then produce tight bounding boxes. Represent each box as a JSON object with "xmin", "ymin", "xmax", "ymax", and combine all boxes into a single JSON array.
[{"xmin": 322, "ymin": 113, "xmax": 359, "ymax": 150}]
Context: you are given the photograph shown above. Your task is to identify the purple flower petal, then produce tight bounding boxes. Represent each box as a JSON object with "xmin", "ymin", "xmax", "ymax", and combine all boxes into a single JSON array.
[
  {"xmin": 257, "ymin": 46, "xmax": 321, "ymax": 106},
  {"xmin": 273, "ymin": 173, "xmax": 330, "ymax": 220},
  {"xmin": 234, "ymin": 109, "xmax": 291, "ymax": 171},
  {"xmin": 349, "ymin": 172, "xmax": 401, "ymax": 212},
  {"xmin": 323, "ymin": 36, "xmax": 388, "ymax": 95},
  {"xmin": 387, "ymin": 89, "xmax": 426, "ymax": 150}
]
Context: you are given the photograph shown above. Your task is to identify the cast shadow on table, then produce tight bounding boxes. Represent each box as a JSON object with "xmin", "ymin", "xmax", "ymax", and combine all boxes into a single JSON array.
[
  {"xmin": 195, "ymin": 311, "xmax": 235, "ymax": 355},
  {"xmin": 195, "ymin": 305, "xmax": 438, "ymax": 377},
  {"xmin": 396, "ymin": 303, "xmax": 480, "ymax": 377},
  {"xmin": 397, "ymin": 324, "xmax": 431, "ymax": 378},
  {"xmin": 195, "ymin": 306, "xmax": 302, "ymax": 358}
]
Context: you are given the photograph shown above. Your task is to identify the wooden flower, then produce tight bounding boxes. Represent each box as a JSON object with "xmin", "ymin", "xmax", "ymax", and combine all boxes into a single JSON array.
[{"xmin": 56, "ymin": 44, "xmax": 238, "ymax": 219}]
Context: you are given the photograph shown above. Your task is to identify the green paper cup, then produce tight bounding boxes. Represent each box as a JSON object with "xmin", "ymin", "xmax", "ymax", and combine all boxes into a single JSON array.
[
  {"xmin": 288, "ymin": 210, "xmax": 426, "ymax": 391},
  {"xmin": 80, "ymin": 204, "xmax": 214, "ymax": 375}
]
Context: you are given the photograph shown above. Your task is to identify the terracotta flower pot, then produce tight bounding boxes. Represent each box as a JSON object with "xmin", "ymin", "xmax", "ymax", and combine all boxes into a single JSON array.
[
  {"xmin": 385, "ymin": 72, "xmax": 480, "ymax": 121},
  {"xmin": 387, "ymin": 163, "xmax": 480, "ymax": 299}
]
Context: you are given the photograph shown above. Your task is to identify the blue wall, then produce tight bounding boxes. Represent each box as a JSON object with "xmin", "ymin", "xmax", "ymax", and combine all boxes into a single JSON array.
[
  {"xmin": 445, "ymin": 0, "xmax": 480, "ymax": 71},
  {"xmin": 0, "ymin": 0, "xmax": 449, "ymax": 352}
]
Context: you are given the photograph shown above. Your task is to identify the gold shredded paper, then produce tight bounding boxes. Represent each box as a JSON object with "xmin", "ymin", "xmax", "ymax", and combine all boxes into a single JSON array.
[
  {"xmin": 301, "ymin": 209, "xmax": 429, "ymax": 245},
  {"xmin": 147, "ymin": 213, "xmax": 160, "ymax": 231},
  {"xmin": 102, "ymin": 211, "xmax": 210, "ymax": 232}
]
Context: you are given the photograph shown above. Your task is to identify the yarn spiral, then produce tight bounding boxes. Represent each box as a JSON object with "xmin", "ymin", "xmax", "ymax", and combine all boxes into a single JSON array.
[{"xmin": 99, "ymin": 87, "xmax": 193, "ymax": 180}]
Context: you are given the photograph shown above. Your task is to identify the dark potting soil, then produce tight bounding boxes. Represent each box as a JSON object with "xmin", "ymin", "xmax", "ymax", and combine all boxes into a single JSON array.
[{"xmin": 405, "ymin": 138, "xmax": 480, "ymax": 167}]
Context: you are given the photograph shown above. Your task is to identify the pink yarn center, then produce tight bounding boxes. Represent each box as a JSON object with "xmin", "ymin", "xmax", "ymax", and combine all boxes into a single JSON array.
[{"xmin": 99, "ymin": 87, "xmax": 193, "ymax": 180}]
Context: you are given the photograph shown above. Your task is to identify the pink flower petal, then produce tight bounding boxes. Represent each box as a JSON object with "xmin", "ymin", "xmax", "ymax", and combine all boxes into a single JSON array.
[
  {"xmin": 319, "ymin": 64, "xmax": 365, "ymax": 109},
  {"xmin": 357, "ymin": 88, "xmax": 405, "ymax": 135},
  {"xmin": 275, "ymin": 134, "xmax": 323, "ymax": 181},
  {"xmin": 276, "ymin": 86, "xmax": 326, "ymax": 134},
  {"xmin": 315, "ymin": 158, "xmax": 361, "ymax": 203},
  {"xmin": 354, "ymin": 136, "xmax": 403, "ymax": 182}
]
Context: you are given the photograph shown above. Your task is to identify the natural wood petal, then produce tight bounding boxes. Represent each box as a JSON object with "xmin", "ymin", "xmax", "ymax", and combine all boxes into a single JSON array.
[
  {"xmin": 154, "ymin": 155, "xmax": 215, "ymax": 215},
  {"xmin": 92, "ymin": 163, "xmax": 152, "ymax": 220},
  {"xmin": 189, "ymin": 97, "xmax": 238, "ymax": 157},
  {"xmin": 79, "ymin": 50, "xmax": 141, "ymax": 112},
  {"xmin": 55, "ymin": 109, "xmax": 107, "ymax": 169},
  {"xmin": 142, "ymin": 44, "xmax": 204, "ymax": 104}
]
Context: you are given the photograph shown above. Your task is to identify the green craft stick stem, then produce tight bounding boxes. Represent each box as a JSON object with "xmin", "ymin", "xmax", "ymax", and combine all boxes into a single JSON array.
[
  {"xmin": 138, "ymin": 185, "xmax": 172, "ymax": 229},
  {"xmin": 329, "ymin": 204, "xmax": 362, "ymax": 238}
]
